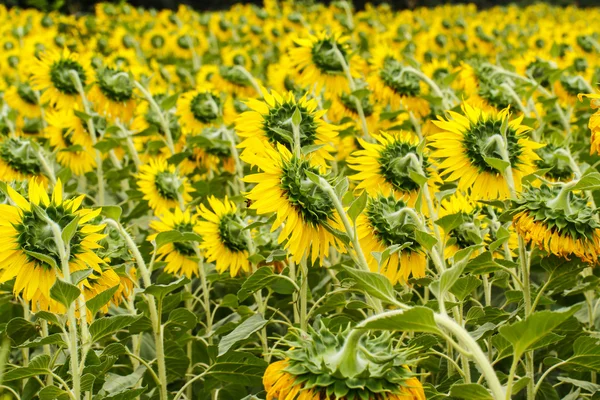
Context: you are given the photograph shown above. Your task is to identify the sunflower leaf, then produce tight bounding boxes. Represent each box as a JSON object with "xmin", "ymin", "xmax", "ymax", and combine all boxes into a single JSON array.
[
  {"xmin": 50, "ymin": 279, "xmax": 81, "ymax": 308},
  {"xmin": 341, "ymin": 265, "xmax": 397, "ymax": 305},
  {"xmin": 572, "ymin": 172, "xmax": 600, "ymax": 191},
  {"xmin": 435, "ymin": 213, "xmax": 465, "ymax": 233},
  {"xmin": 143, "ymin": 276, "xmax": 190, "ymax": 302},
  {"xmin": 218, "ymin": 313, "xmax": 268, "ymax": 356},
  {"xmin": 360, "ymin": 306, "xmax": 440, "ymax": 334},
  {"xmin": 71, "ymin": 269, "xmax": 93, "ymax": 285},
  {"xmin": 24, "ymin": 250, "xmax": 58, "ymax": 270},
  {"xmin": 348, "ymin": 191, "xmax": 368, "ymax": 223},
  {"xmin": 61, "ymin": 215, "xmax": 80, "ymax": 245},
  {"xmin": 101, "ymin": 205, "xmax": 122, "ymax": 221},
  {"xmin": 89, "ymin": 314, "xmax": 143, "ymax": 342},
  {"xmin": 87, "ymin": 285, "xmax": 120, "ymax": 315},
  {"xmin": 449, "ymin": 383, "xmax": 493, "ymax": 399},
  {"xmin": 483, "ymin": 156, "xmax": 510, "ymax": 172},
  {"xmin": 160, "ymin": 93, "xmax": 179, "ymax": 110}
]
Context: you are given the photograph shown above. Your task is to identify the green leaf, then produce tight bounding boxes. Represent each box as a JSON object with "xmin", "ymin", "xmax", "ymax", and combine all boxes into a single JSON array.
[
  {"xmin": 450, "ymin": 276, "xmax": 482, "ymax": 301},
  {"xmin": 237, "ymin": 267, "xmax": 295, "ymax": 302},
  {"xmin": 103, "ymin": 388, "xmax": 147, "ymax": 400},
  {"xmin": 347, "ymin": 191, "xmax": 368, "ymax": 222},
  {"xmin": 74, "ymin": 109, "xmax": 91, "ymax": 122},
  {"xmin": 24, "ymin": 250, "xmax": 58, "ymax": 270},
  {"xmin": 6, "ymin": 317, "xmax": 38, "ymax": 346},
  {"xmin": 415, "ymin": 230, "xmax": 437, "ymax": 252},
  {"xmin": 435, "ymin": 213, "xmax": 465, "ymax": 233},
  {"xmin": 512, "ymin": 377, "xmax": 531, "ymax": 395},
  {"xmin": 81, "ymin": 374, "xmax": 96, "ymax": 392},
  {"xmin": 360, "ymin": 306, "xmax": 440, "ymax": 334},
  {"xmin": 35, "ymin": 311, "xmax": 61, "ymax": 326},
  {"xmin": 206, "ymin": 351, "xmax": 267, "ymax": 386},
  {"xmin": 61, "ymin": 215, "xmax": 79, "ymax": 244},
  {"xmin": 499, "ymin": 307, "xmax": 579, "ymax": 358},
  {"xmin": 89, "ymin": 314, "xmax": 143, "ymax": 342},
  {"xmin": 341, "ymin": 265, "xmax": 397, "ymax": 305},
  {"xmin": 39, "ymin": 386, "xmax": 70, "ymax": 400},
  {"xmin": 408, "ymin": 170, "xmax": 428, "ymax": 186},
  {"xmin": 557, "ymin": 377, "xmax": 600, "ymax": 393},
  {"xmin": 3, "ymin": 355, "xmax": 51, "ymax": 381},
  {"xmin": 103, "ymin": 366, "xmax": 147, "ymax": 394},
  {"xmin": 350, "ymin": 88, "xmax": 370, "ymax": 99},
  {"xmin": 155, "ymin": 231, "xmax": 202, "ymax": 250},
  {"xmin": 218, "ymin": 314, "xmax": 268, "ymax": 356},
  {"xmin": 143, "ymin": 276, "xmax": 190, "ymax": 302},
  {"xmin": 102, "ymin": 205, "xmax": 122, "ymax": 221},
  {"xmin": 86, "ymin": 285, "xmax": 119, "ymax": 315},
  {"xmin": 17, "ymin": 333, "xmax": 66, "ymax": 348},
  {"xmin": 50, "ymin": 279, "xmax": 81, "ymax": 308},
  {"xmin": 483, "ymin": 156, "xmax": 510, "ymax": 172},
  {"xmin": 572, "ymin": 172, "xmax": 600, "ymax": 191},
  {"xmin": 71, "ymin": 269, "xmax": 93, "ymax": 285},
  {"xmin": 334, "ymin": 178, "xmax": 349, "ymax": 198},
  {"xmin": 301, "ymin": 144, "xmax": 325, "ymax": 155},
  {"xmin": 449, "ymin": 383, "xmax": 493, "ymax": 400},
  {"xmin": 161, "ymin": 93, "xmax": 179, "ymax": 110},
  {"xmin": 101, "ymin": 343, "xmax": 129, "ymax": 357},
  {"xmin": 167, "ymin": 308, "xmax": 197, "ymax": 330},
  {"xmin": 564, "ymin": 336, "xmax": 600, "ymax": 372},
  {"xmin": 291, "ymin": 106, "xmax": 302, "ymax": 126}
]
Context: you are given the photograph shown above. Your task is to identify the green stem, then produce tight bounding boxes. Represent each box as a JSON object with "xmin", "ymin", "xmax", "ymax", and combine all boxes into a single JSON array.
[{"xmin": 134, "ymin": 81, "xmax": 176, "ymax": 156}]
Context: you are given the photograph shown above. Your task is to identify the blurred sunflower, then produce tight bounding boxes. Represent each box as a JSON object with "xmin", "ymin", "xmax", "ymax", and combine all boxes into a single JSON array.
[
  {"xmin": 197, "ymin": 196, "xmax": 250, "ymax": 277},
  {"xmin": 176, "ymin": 87, "xmax": 222, "ymax": 134},
  {"xmin": 4, "ymin": 83, "xmax": 41, "ymax": 118},
  {"xmin": 429, "ymin": 103, "xmax": 542, "ymax": 200},
  {"xmin": 579, "ymin": 93, "xmax": 600, "ymax": 155},
  {"xmin": 236, "ymin": 90, "xmax": 337, "ymax": 169},
  {"xmin": 88, "ymin": 66, "xmax": 136, "ymax": 122},
  {"xmin": 0, "ymin": 181, "xmax": 105, "ymax": 312},
  {"xmin": 0, "ymin": 137, "xmax": 47, "ymax": 184},
  {"xmin": 30, "ymin": 49, "xmax": 93, "ymax": 109},
  {"xmin": 46, "ymin": 110, "xmax": 96, "ymax": 176},
  {"xmin": 137, "ymin": 158, "xmax": 193, "ymax": 214},
  {"xmin": 243, "ymin": 144, "xmax": 344, "ymax": 263},
  {"xmin": 81, "ymin": 268, "xmax": 121, "ymax": 317},
  {"xmin": 149, "ymin": 207, "xmax": 201, "ymax": 278}
]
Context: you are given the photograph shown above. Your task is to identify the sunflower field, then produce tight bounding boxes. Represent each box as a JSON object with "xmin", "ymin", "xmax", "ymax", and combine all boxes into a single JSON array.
[{"xmin": 4, "ymin": 1, "xmax": 600, "ymax": 399}]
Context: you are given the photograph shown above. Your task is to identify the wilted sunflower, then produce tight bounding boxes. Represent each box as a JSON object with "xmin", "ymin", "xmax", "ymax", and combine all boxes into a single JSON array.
[
  {"xmin": 197, "ymin": 196, "xmax": 250, "ymax": 277},
  {"xmin": 30, "ymin": 49, "xmax": 93, "ymax": 109},
  {"xmin": 356, "ymin": 194, "xmax": 427, "ymax": 284},
  {"xmin": 176, "ymin": 87, "xmax": 222, "ymax": 134},
  {"xmin": 348, "ymin": 131, "xmax": 437, "ymax": 207},
  {"xmin": 0, "ymin": 137, "xmax": 47, "ymax": 184},
  {"xmin": 46, "ymin": 110, "xmax": 96, "ymax": 176},
  {"xmin": 149, "ymin": 207, "xmax": 202, "ymax": 278},
  {"xmin": 88, "ymin": 66, "xmax": 136, "ymax": 122},
  {"xmin": 236, "ymin": 90, "xmax": 337, "ymax": 169},
  {"xmin": 429, "ymin": 103, "xmax": 542, "ymax": 200},
  {"xmin": 264, "ymin": 323, "xmax": 425, "ymax": 400},
  {"xmin": 243, "ymin": 144, "xmax": 344, "ymax": 263},
  {"xmin": 4, "ymin": 83, "xmax": 41, "ymax": 118},
  {"xmin": 137, "ymin": 158, "xmax": 193, "ymax": 214},
  {"xmin": 579, "ymin": 93, "xmax": 600, "ymax": 155},
  {"xmin": 512, "ymin": 184, "xmax": 600, "ymax": 264},
  {"xmin": 289, "ymin": 30, "xmax": 356, "ymax": 95},
  {"xmin": 0, "ymin": 181, "xmax": 105, "ymax": 312}
]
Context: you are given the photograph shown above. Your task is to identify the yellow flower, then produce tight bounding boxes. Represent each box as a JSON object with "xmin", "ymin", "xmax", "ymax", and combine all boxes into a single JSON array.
[
  {"xmin": 197, "ymin": 196, "xmax": 250, "ymax": 277},
  {"xmin": 0, "ymin": 137, "xmax": 47, "ymax": 184},
  {"xmin": 137, "ymin": 158, "xmax": 193, "ymax": 214},
  {"xmin": 176, "ymin": 87, "xmax": 222, "ymax": 134},
  {"xmin": 579, "ymin": 93, "xmax": 600, "ymax": 155},
  {"xmin": 4, "ymin": 83, "xmax": 41, "ymax": 118},
  {"xmin": 0, "ymin": 181, "xmax": 105, "ymax": 313},
  {"xmin": 88, "ymin": 66, "xmax": 136, "ymax": 122}
]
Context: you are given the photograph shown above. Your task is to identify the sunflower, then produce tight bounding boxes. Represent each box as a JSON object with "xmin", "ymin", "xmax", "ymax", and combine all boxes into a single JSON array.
[
  {"xmin": 289, "ymin": 30, "xmax": 356, "ymax": 96},
  {"xmin": 197, "ymin": 196, "xmax": 250, "ymax": 277},
  {"xmin": 88, "ymin": 66, "xmax": 136, "ymax": 122},
  {"xmin": 81, "ymin": 268, "xmax": 121, "ymax": 317},
  {"xmin": 4, "ymin": 83, "xmax": 41, "ymax": 118},
  {"xmin": 243, "ymin": 144, "xmax": 344, "ymax": 264},
  {"xmin": 149, "ymin": 207, "xmax": 202, "ymax": 278},
  {"xmin": 0, "ymin": 137, "xmax": 47, "ymax": 184},
  {"xmin": 368, "ymin": 47, "xmax": 430, "ymax": 117},
  {"xmin": 176, "ymin": 87, "xmax": 222, "ymax": 134},
  {"xmin": 356, "ymin": 194, "xmax": 427, "ymax": 284},
  {"xmin": 348, "ymin": 131, "xmax": 437, "ymax": 207},
  {"xmin": 236, "ymin": 90, "xmax": 337, "ymax": 169},
  {"xmin": 30, "ymin": 48, "xmax": 93, "ymax": 110},
  {"xmin": 264, "ymin": 323, "xmax": 425, "ymax": 400},
  {"xmin": 579, "ymin": 93, "xmax": 600, "ymax": 155},
  {"xmin": 429, "ymin": 103, "xmax": 543, "ymax": 200},
  {"xmin": 137, "ymin": 158, "xmax": 193, "ymax": 214},
  {"xmin": 46, "ymin": 110, "xmax": 96, "ymax": 176},
  {"xmin": 439, "ymin": 192, "xmax": 488, "ymax": 258},
  {"xmin": 0, "ymin": 181, "xmax": 105, "ymax": 313},
  {"xmin": 326, "ymin": 86, "xmax": 380, "ymax": 132},
  {"xmin": 512, "ymin": 184, "xmax": 600, "ymax": 264}
]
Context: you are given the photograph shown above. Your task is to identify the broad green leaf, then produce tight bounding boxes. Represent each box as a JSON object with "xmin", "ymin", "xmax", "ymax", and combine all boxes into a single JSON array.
[
  {"xmin": 103, "ymin": 388, "xmax": 147, "ymax": 400},
  {"xmin": 102, "ymin": 206, "xmax": 122, "ymax": 221},
  {"xmin": 89, "ymin": 314, "xmax": 143, "ymax": 342},
  {"xmin": 408, "ymin": 170, "xmax": 428, "ymax": 186},
  {"xmin": 557, "ymin": 376, "xmax": 600, "ymax": 393},
  {"xmin": 450, "ymin": 276, "xmax": 482, "ymax": 301},
  {"xmin": 512, "ymin": 377, "xmax": 531, "ymax": 395},
  {"xmin": 24, "ymin": 250, "xmax": 58, "ymax": 270},
  {"xmin": 143, "ymin": 276, "xmax": 190, "ymax": 301},
  {"xmin": 218, "ymin": 314, "xmax": 268, "ymax": 356},
  {"xmin": 167, "ymin": 308, "xmax": 197, "ymax": 330},
  {"xmin": 341, "ymin": 265, "xmax": 397, "ymax": 305},
  {"xmin": 86, "ymin": 285, "xmax": 119, "ymax": 315},
  {"xmin": 61, "ymin": 215, "xmax": 79, "ymax": 244},
  {"xmin": 350, "ymin": 88, "xmax": 370, "ymax": 99},
  {"xmin": 449, "ymin": 383, "xmax": 493, "ymax": 400},
  {"xmin": 39, "ymin": 386, "xmax": 70, "ymax": 400},
  {"xmin": 71, "ymin": 269, "xmax": 93, "ymax": 285},
  {"xmin": 572, "ymin": 172, "xmax": 600, "ymax": 191},
  {"xmin": 81, "ymin": 374, "xmax": 96, "ymax": 392},
  {"xmin": 103, "ymin": 366, "xmax": 147, "ymax": 394},
  {"xmin": 17, "ymin": 333, "xmax": 66, "ymax": 348},
  {"xmin": 6, "ymin": 317, "xmax": 38, "ymax": 346},
  {"xmin": 415, "ymin": 230, "xmax": 437, "ymax": 251},
  {"xmin": 499, "ymin": 307, "xmax": 578, "ymax": 358},
  {"xmin": 50, "ymin": 279, "xmax": 81, "ymax": 308},
  {"xmin": 564, "ymin": 336, "xmax": 600, "ymax": 372},
  {"xmin": 3, "ymin": 355, "xmax": 51, "ymax": 381},
  {"xmin": 101, "ymin": 343, "xmax": 129, "ymax": 357},
  {"xmin": 155, "ymin": 231, "xmax": 201, "ymax": 250},
  {"xmin": 347, "ymin": 191, "xmax": 368, "ymax": 222},
  {"xmin": 206, "ymin": 351, "xmax": 267, "ymax": 386},
  {"xmin": 237, "ymin": 267, "xmax": 295, "ymax": 302},
  {"xmin": 161, "ymin": 93, "xmax": 179, "ymax": 110},
  {"xmin": 35, "ymin": 311, "xmax": 62, "ymax": 326},
  {"xmin": 291, "ymin": 106, "xmax": 302, "ymax": 126},
  {"xmin": 435, "ymin": 213, "xmax": 465, "ymax": 233},
  {"xmin": 483, "ymin": 157, "xmax": 510, "ymax": 172},
  {"xmin": 360, "ymin": 306, "xmax": 440, "ymax": 334}
]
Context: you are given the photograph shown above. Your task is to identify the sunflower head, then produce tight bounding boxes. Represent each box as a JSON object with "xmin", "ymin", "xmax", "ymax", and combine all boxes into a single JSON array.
[
  {"xmin": 177, "ymin": 88, "xmax": 222, "ymax": 133},
  {"xmin": 512, "ymin": 184, "xmax": 600, "ymax": 264},
  {"xmin": 264, "ymin": 322, "xmax": 425, "ymax": 400},
  {"xmin": 137, "ymin": 158, "xmax": 193, "ymax": 214},
  {"xmin": 0, "ymin": 137, "xmax": 46, "ymax": 183},
  {"xmin": 535, "ymin": 144, "xmax": 575, "ymax": 182}
]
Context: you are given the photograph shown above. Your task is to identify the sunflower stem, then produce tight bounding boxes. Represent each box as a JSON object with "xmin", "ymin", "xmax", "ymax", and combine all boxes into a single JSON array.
[
  {"xmin": 104, "ymin": 219, "xmax": 169, "ymax": 400},
  {"xmin": 69, "ymin": 70, "xmax": 104, "ymax": 206},
  {"xmin": 133, "ymin": 81, "xmax": 176, "ymax": 156},
  {"xmin": 193, "ymin": 244, "xmax": 213, "ymax": 340},
  {"xmin": 232, "ymin": 66, "xmax": 263, "ymax": 97},
  {"xmin": 116, "ymin": 122, "xmax": 142, "ymax": 171},
  {"xmin": 223, "ymin": 126, "xmax": 245, "ymax": 193},
  {"xmin": 299, "ymin": 257, "xmax": 309, "ymax": 332},
  {"xmin": 403, "ymin": 66, "xmax": 449, "ymax": 109}
]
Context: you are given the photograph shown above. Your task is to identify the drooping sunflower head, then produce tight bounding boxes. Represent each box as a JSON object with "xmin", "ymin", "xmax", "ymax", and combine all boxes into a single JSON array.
[
  {"xmin": 512, "ymin": 184, "xmax": 600, "ymax": 264},
  {"xmin": 198, "ymin": 196, "xmax": 250, "ymax": 277},
  {"xmin": 356, "ymin": 194, "xmax": 427, "ymax": 284},
  {"xmin": 243, "ymin": 144, "xmax": 344, "ymax": 263},
  {"xmin": 176, "ymin": 87, "xmax": 222, "ymax": 134},
  {"xmin": 236, "ymin": 90, "xmax": 337, "ymax": 169},
  {"xmin": 264, "ymin": 322, "xmax": 425, "ymax": 400},
  {"xmin": 289, "ymin": 30, "xmax": 354, "ymax": 95},
  {"xmin": 534, "ymin": 144, "xmax": 575, "ymax": 182},
  {"xmin": 0, "ymin": 137, "xmax": 47, "ymax": 184},
  {"xmin": 149, "ymin": 207, "xmax": 201, "ymax": 278},
  {"xmin": 0, "ymin": 180, "xmax": 105, "ymax": 312},
  {"xmin": 30, "ymin": 49, "xmax": 93, "ymax": 109},
  {"xmin": 137, "ymin": 157, "xmax": 193, "ymax": 214},
  {"xmin": 88, "ymin": 66, "xmax": 136, "ymax": 122},
  {"xmin": 430, "ymin": 103, "xmax": 543, "ymax": 200},
  {"xmin": 348, "ymin": 131, "xmax": 436, "ymax": 207},
  {"xmin": 439, "ymin": 192, "xmax": 488, "ymax": 257},
  {"xmin": 4, "ymin": 82, "xmax": 40, "ymax": 118}
]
